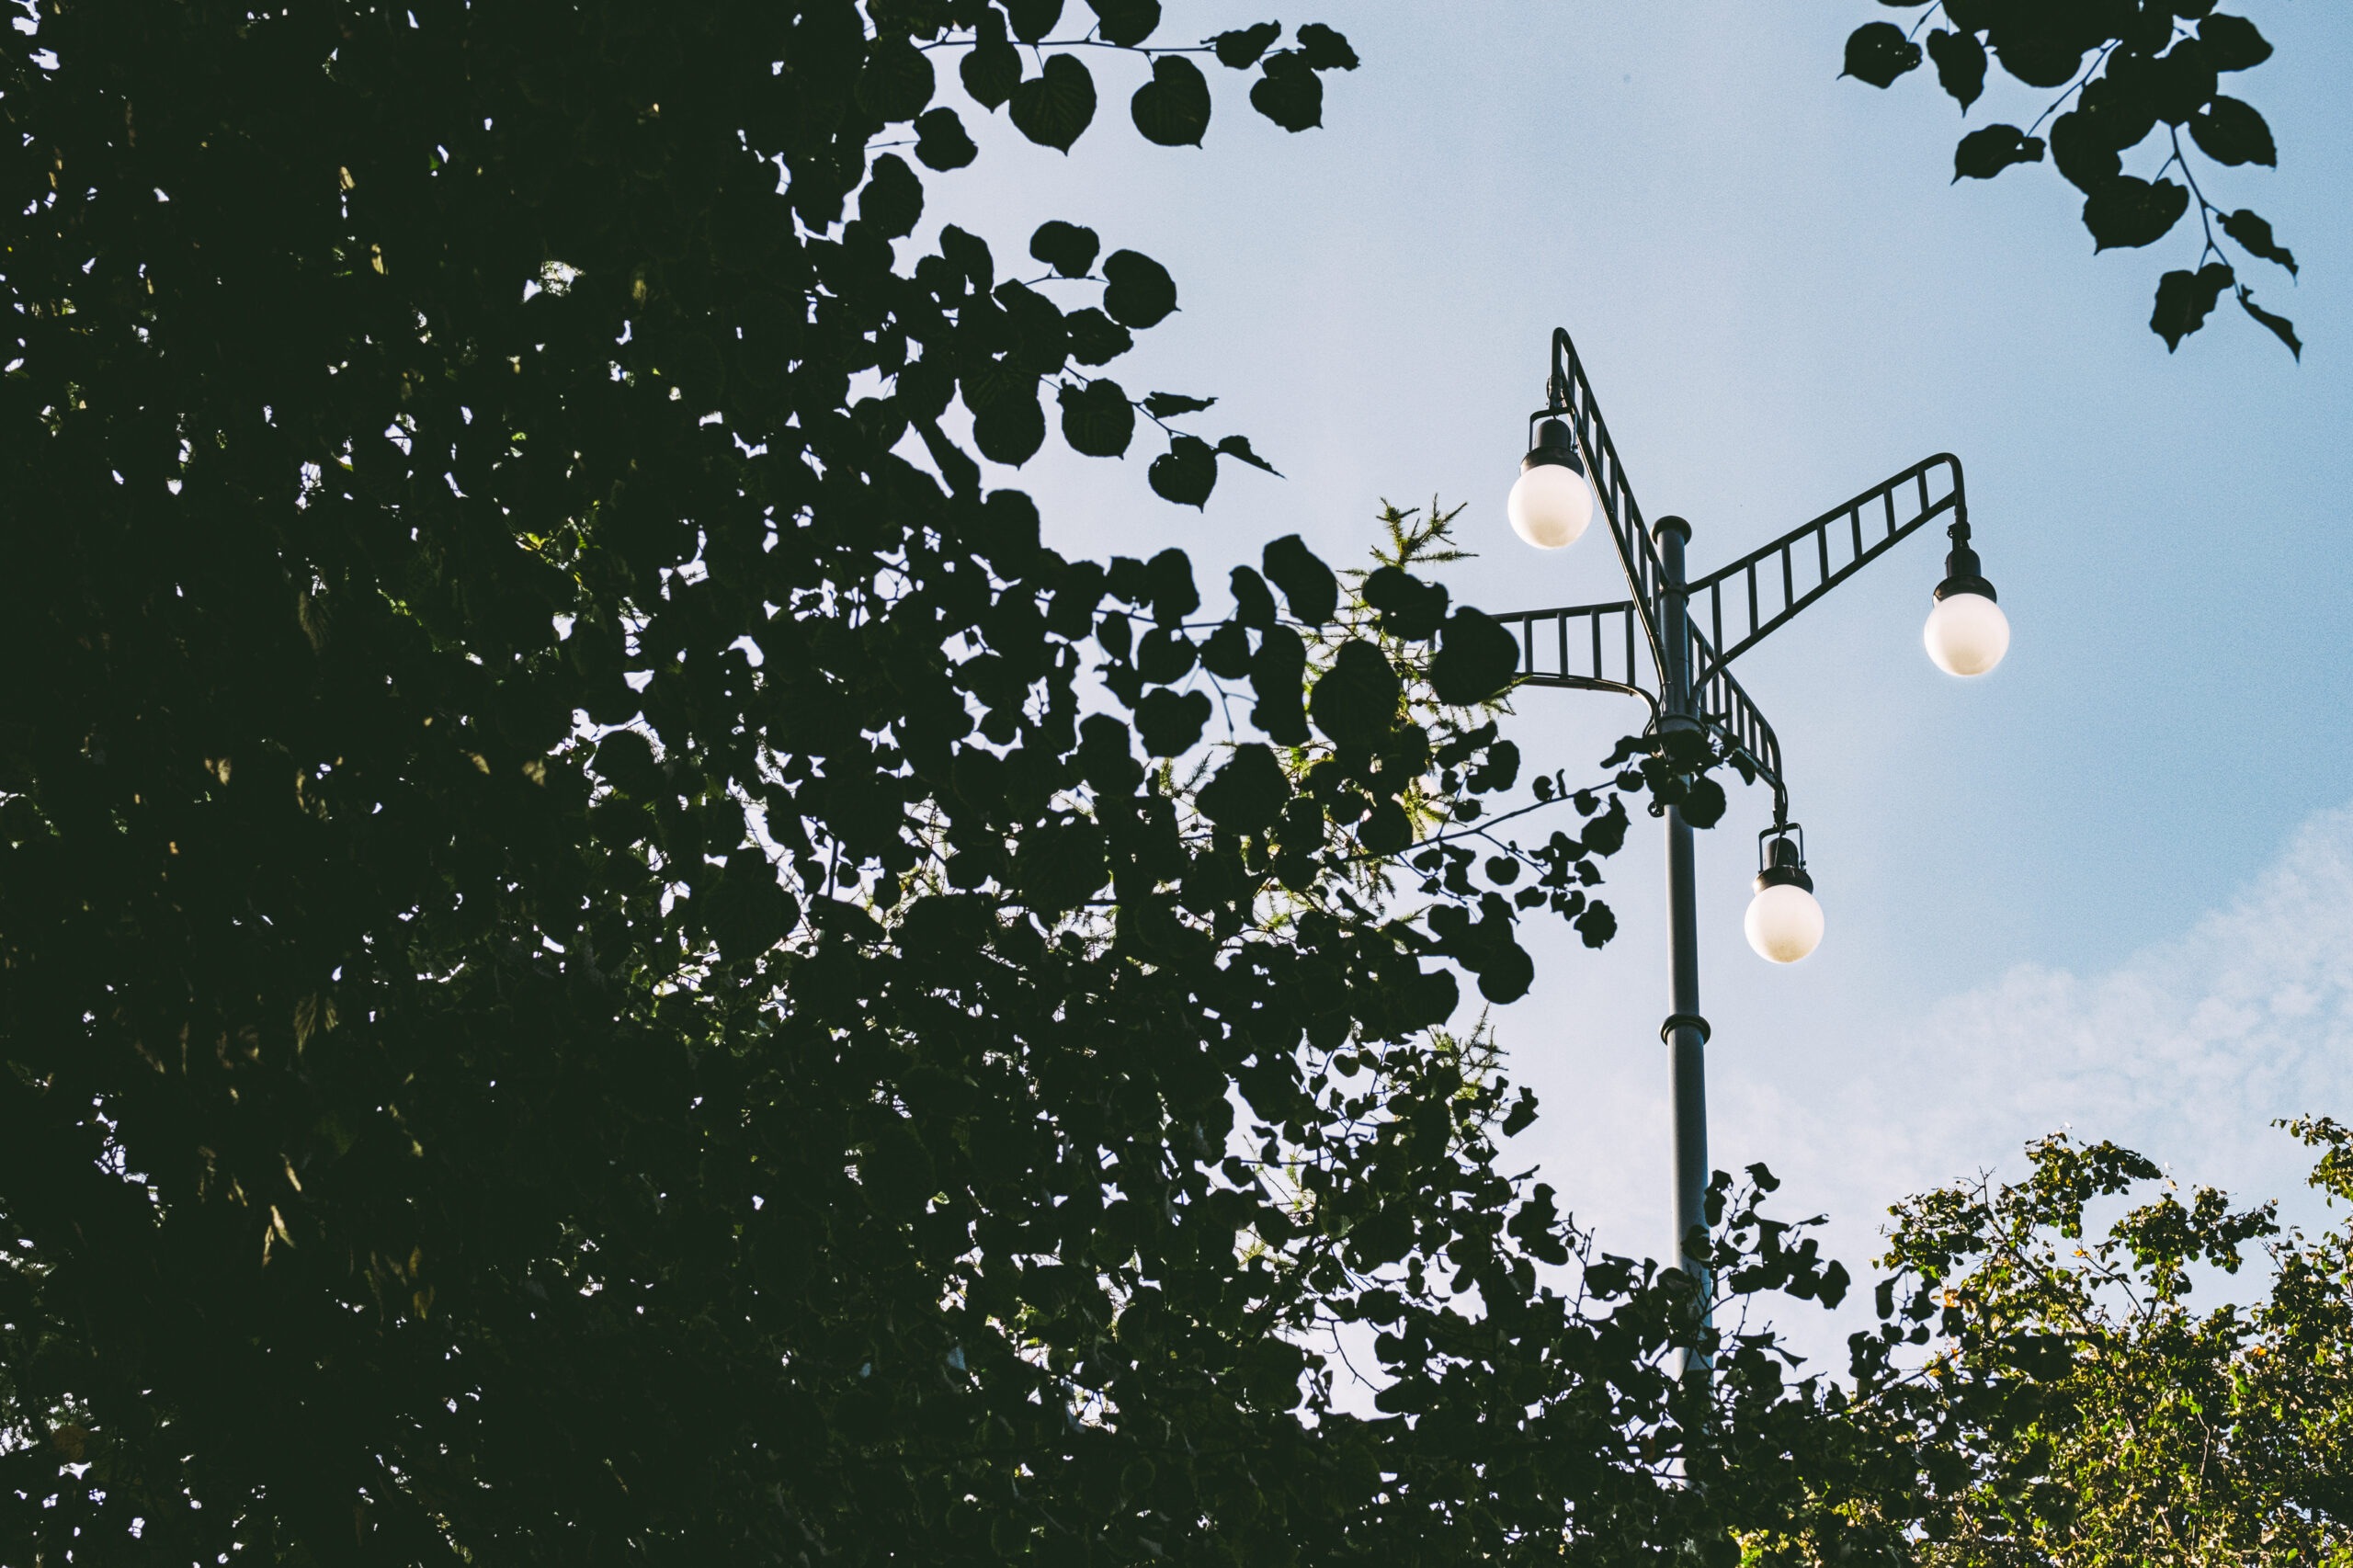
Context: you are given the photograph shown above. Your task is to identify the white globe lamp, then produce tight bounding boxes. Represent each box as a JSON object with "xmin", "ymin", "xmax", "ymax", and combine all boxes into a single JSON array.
[
  {"xmin": 1745, "ymin": 831, "xmax": 1823, "ymax": 964},
  {"xmin": 1924, "ymin": 520, "xmax": 2008, "ymax": 676},
  {"xmin": 1507, "ymin": 417, "xmax": 1596, "ymax": 550}
]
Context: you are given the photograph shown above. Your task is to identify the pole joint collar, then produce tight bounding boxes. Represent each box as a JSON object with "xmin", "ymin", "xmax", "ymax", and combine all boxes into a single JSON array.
[{"xmin": 1660, "ymin": 1012, "xmax": 1711, "ymax": 1045}]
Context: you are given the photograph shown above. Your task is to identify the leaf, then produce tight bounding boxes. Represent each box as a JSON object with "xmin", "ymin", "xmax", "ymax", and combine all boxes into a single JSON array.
[
  {"xmin": 1989, "ymin": 25, "xmax": 2086, "ymax": 89},
  {"xmin": 2150, "ymin": 262, "xmax": 2234, "ymax": 350},
  {"xmin": 1063, "ymin": 307, "xmax": 1133, "ymax": 366},
  {"xmin": 914, "ymin": 108, "xmax": 978, "ymax": 172},
  {"xmin": 1427, "ymin": 609, "xmax": 1522, "ymax": 707},
  {"xmin": 1148, "ymin": 435, "xmax": 1216, "ymax": 507},
  {"xmin": 1214, "ymin": 435, "xmax": 1279, "ymax": 474},
  {"xmin": 1199, "ymin": 619, "xmax": 1252, "ymax": 678},
  {"xmin": 1142, "ymin": 391, "xmax": 1215, "ymax": 418},
  {"xmin": 1102, "ymin": 249, "xmax": 1176, "ymax": 327},
  {"xmin": 1842, "ymin": 22, "xmax": 1921, "ymax": 88},
  {"xmin": 2189, "ymin": 96, "xmax": 2275, "ymax": 165},
  {"xmin": 2237, "ymin": 286, "xmax": 2302, "ymax": 360},
  {"xmin": 1953, "ymin": 124, "xmax": 2045, "ymax": 181},
  {"xmin": 1006, "ymin": 0, "xmax": 1063, "ymax": 44},
  {"xmin": 1312, "ymin": 641, "xmax": 1401, "ymax": 751},
  {"xmin": 1295, "ymin": 23, "xmax": 1358, "ymax": 71},
  {"xmin": 1144, "ymin": 546, "xmax": 1199, "ymax": 622},
  {"xmin": 2200, "ymin": 13, "xmax": 2273, "ymax": 72},
  {"xmin": 961, "ymin": 19, "xmax": 1022, "ymax": 109},
  {"xmin": 1211, "ymin": 21, "xmax": 1281, "ymax": 69},
  {"xmin": 972, "ymin": 391, "xmax": 1046, "ymax": 463},
  {"xmin": 1056, "ymin": 379, "xmax": 1135, "ymax": 458},
  {"xmin": 1197, "ymin": 744, "xmax": 1290, "ymax": 832},
  {"xmin": 1248, "ymin": 626, "xmax": 1310, "ymax": 744},
  {"xmin": 2080, "ymin": 176, "xmax": 2188, "ymax": 251},
  {"xmin": 1925, "ymin": 28, "xmax": 1986, "ymax": 109},
  {"xmin": 855, "ymin": 36, "xmax": 935, "ymax": 122},
  {"xmin": 858, "ymin": 153, "xmax": 923, "ymax": 240},
  {"xmin": 1249, "ymin": 51, "xmax": 1323, "ymax": 131},
  {"xmin": 1009, "ymin": 55, "xmax": 1097, "ymax": 153},
  {"xmin": 1133, "ymin": 687, "xmax": 1211, "ymax": 756},
  {"xmin": 1360, "ymin": 565, "xmax": 1449, "ymax": 640},
  {"xmin": 1084, "ymin": 0, "xmax": 1159, "ymax": 48},
  {"xmin": 2047, "ymin": 111, "xmax": 2120, "ymax": 192},
  {"xmin": 1131, "ymin": 55, "xmax": 1211, "ymax": 147},
  {"xmin": 1029, "ymin": 220, "xmax": 1100, "ymax": 278},
  {"xmin": 1230, "ymin": 568, "xmax": 1277, "ymax": 629},
  {"xmin": 2221, "ymin": 208, "xmax": 2296, "ymax": 275},
  {"xmin": 2145, "ymin": 40, "xmax": 2218, "ymax": 126},
  {"xmin": 1260, "ymin": 535, "xmax": 1336, "ymax": 623}
]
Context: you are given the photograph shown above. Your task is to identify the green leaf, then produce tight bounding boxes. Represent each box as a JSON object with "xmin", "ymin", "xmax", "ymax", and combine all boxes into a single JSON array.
[
  {"xmin": 1214, "ymin": 435, "xmax": 1279, "ymax": 474},
  {"xmin": 2200, "ymin": 13, "xmax": 2273, "ymax": 72},
  {"xmin": 2189, "ymin": 96, "xmax": 2275, "ymax": 165},
  {"xmin": 1131, "ymin": 55, "xmax": 1211, "ymax": 147},
  {"xmin": 2081, "ymin": 176, "xmax": 2188, "ymax": 251},
  {"xmin": 855, "ymin": 36, "xmax": 935, "ymax": 122},
  {"xmin": 1147, "ymin": 441, "xmax": 1214, "ymax": 506},
  {"xmin": 1843, "ymin": 22, "xmax": 1922, "ymax": 88},
  {"xmin": 1295, "ymin": 23, "xmax": 1358, "ymax": 71},
  {"xmin": 1211, "ymin": 21, "xmax": 1281, "ymax": 69},
  {"xmin": 1063, "ymin": 307, "xmax": 1133, "ymax": 365},
  {"xmin": 1248, "ymin": 626, "xmax": 1310, "ymax": 743},
  {"xmin": 1085, "ymin": 0, "xmax": 1159, "ymax": 48},
  {"xmin": 1009, "ymin": 55, "xmax": 1097, "ymax": 152},
  {"xmin": 1197, "ymin": 744, "xmax": 1290, "ymax": 831},
  {"xmin": 1133, "ymin": 687, "xmax": 1211, "ymax": 756},
  {"xmin": 2150, "ymin": 262, "xmax": 2234, "ymax": 350},
  {"xmin": 858, "ymin": 154, "xmax": 923, "ymax": 240},
  {"xmin": 1925, "ymin": 28, "xmax": 1987, "ymax": 109},
  {"xmin": 913, "ymin": 108, "xmax": 978, "ymax": 171},
  {"xmin": 1249, "ymin": 51, "xmax": 1323, "ymax": 131},
  {"xmin": 2221, "ymin": 208, "xmax": 2295, "ymax": 275},
  {"xmin": 1261, "ymin": 535, "xmax": 1336, "ymax": 623},
  {"xmin": 1142, "ymin": 391, "xmax": 1215, "ymax": 418},
  {"xmin": 2237, "ymin": 286, "xmax": 2302, "ymax": 360},
  {"xmin": 972, "ymin": 391, "xmax": 1046, "ymax": 463},
  {"xmin": 1029, "ymin": 220, "xmax": 1100, "ymax": 278},
  {"xmin": 1953, "ymin": 124, "xmax": 2045, "ymax": 181},
  {"xmin": 1231, "ymin": 567, "xmax": 1278, "ymax": 629},
  {"xmin": 1056, "ymin": 379, "xmax": 1135, "ymax": 458},
  {"xmin": 1006, "ymin": 0, "xmax": 1063, "ymax": 43},
  {"xmin": 1427, "ymin": 609, "xmax": 1522, "ymax": 707},
  {"xmin": 1312, "ymin": 641, "xmax": 1401, "ymax": 751},
  {"xmin": 1102, "ymin": 249, "xmax": 1177, "ymax": 327}
]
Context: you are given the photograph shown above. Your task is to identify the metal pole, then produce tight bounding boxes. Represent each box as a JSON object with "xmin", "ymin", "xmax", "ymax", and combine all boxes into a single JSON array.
[{"xmin": 1653, "ymin": 517, "xmax": 1712, "ymax": 1363}]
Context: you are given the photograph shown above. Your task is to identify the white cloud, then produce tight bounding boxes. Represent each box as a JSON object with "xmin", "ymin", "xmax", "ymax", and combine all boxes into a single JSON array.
[{"xmin": 1709, "ymin": 801, "xmax": 2353, "ymax": 1364}]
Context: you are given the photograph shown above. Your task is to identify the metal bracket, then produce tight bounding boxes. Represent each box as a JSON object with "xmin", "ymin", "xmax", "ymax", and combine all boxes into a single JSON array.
[{"xmin": 1660, "ymin": 1012, "xmax": 1711, "ymax": 1045}]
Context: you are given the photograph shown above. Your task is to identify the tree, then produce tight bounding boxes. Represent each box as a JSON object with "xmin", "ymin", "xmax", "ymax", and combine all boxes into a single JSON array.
[
  {"xmin": 1844, "ymin": 3, "xmax": 2301, "ymax": 358},
  {"xmin": 1, "ymin": 4, "xmax": 1869, "ymax": 1562},
  {"xmin": 1751, "ymin": 1120, "xmax": 2353, "ymax": 1564}
]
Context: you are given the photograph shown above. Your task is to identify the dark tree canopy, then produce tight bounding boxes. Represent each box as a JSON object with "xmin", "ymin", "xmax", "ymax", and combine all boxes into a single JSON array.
[
  {"xmin": 0, "ymin": 3, "xmax": 1871, "ymax": 1563},
  {"xmin": 1846, "ymin": 2, "xmax": 2301, "ymax": 357}
]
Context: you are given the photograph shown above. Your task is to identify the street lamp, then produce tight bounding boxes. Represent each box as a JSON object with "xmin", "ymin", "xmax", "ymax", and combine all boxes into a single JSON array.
[{"xmin": 1485, "ymin": 328, "xmax": 2005, "ymax": 1348}]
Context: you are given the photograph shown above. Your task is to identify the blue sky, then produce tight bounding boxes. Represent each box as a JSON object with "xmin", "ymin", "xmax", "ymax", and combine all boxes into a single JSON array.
[{"xmin": 915, "ymin": 2, "xmax": 2353, "ymax": 1354}]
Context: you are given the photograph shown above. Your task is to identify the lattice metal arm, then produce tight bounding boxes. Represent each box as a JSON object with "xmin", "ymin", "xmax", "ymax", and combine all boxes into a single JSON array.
[
  {"xmin": 1540, "ymin": 329, "xmax": 1673, "ymax": 677},
  {"xmin": 1685, "ymin": 454, "xmax": 1966, "ymax": 688}
]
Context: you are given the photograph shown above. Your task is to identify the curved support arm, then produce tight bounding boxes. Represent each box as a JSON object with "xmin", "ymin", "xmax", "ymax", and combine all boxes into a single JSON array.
[{"xmin": 1685, "ymin": 453, "xmax": 1965, "ymax": 688}]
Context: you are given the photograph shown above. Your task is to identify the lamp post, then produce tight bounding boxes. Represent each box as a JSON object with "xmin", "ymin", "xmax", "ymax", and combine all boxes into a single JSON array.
[{"xmin": 1489, "ymin": 329, "xmax": 2006, "ymax": 1355}]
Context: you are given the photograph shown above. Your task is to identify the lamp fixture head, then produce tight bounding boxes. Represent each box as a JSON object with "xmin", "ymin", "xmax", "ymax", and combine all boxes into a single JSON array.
[
  {"xmin": 1745, "ymin": 825, "xmax": 1824, "ymax": 964},
  {"xmin": 1508, "ymin": 415, "xmax": 1596, "ymax": 550},
  {"xmin": 1924, "ymin": 519, "xmax": 2010, "ymax": 676}
]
